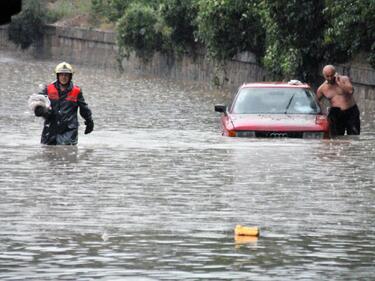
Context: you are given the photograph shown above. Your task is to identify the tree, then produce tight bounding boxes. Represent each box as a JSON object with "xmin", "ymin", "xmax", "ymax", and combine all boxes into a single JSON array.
[
  {"xmin": 196, "ymin": 0, "xmax": 265, "ymax": 60},
  {"xmin": 8, "ymin": 0, "xmax": 46, "ymax": 49},
  {"xmin": 160, "ymin": 0, "xmax": 198, "ymax": 53},
  {"xmin": 323, "ymin": 0, "xmax": 375, "ymax": 68},
  {"xmin": 259, "ymin": 0, "xmax": 326, "ymax": 81}
]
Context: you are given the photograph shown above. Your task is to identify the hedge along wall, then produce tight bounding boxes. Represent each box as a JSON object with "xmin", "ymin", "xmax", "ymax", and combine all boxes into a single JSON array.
[{"xmin": 1, "ymin": 24, "xmax": 374, "ymax": 116}]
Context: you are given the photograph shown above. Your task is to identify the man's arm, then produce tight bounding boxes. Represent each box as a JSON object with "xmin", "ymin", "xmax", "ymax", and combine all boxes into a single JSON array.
[
  {"xmin": 316, "ymin": 85, "xmax": 325, "ymax": 102},
  {"xmin": 77, "ymin": 91, "xmax": 92, "ymax": 121},
  {"xmin": 77, "ymin": 90, "xmax": 94, "ymax": 134},
  {"xmin": 336, "ymin": 75, "xmax": 353, "ymax": 94},
  {"xmin": 316, "ymin": 85, "xmax": 328, "ymax": 114}
]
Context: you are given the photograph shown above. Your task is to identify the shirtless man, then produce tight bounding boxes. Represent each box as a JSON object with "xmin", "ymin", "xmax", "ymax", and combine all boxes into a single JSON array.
[{"xmin": 317, "ymin": 65, "xmax": 360, "ymax": 136}]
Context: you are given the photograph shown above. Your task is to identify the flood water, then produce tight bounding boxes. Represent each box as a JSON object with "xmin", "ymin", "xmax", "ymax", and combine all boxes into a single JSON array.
[{"xmin": 0, "ymin": 50, "xmax": 374, "ymax": 280}]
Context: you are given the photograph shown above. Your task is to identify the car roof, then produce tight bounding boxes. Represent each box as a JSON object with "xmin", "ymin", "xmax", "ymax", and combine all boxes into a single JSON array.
[{"xmin": 240, "ymin": 80, "xmax": 311, "ymax": 89}]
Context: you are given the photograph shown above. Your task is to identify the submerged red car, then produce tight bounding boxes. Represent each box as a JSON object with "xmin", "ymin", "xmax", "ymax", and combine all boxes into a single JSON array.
[{"xmin": 215, "ymin": 80, "xmax": 329, "ymax": 138}]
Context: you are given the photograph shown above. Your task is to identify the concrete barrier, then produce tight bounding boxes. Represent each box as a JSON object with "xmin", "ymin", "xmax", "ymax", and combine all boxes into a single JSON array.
[{"xmin": 0, "ymin": 24, "xmax": 266, "ymax": 91}]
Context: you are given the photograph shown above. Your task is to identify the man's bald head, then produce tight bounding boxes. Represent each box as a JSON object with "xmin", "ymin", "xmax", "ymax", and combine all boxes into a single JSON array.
[{"xmin": 323, "ymin": 65, "xmax": 336, "ymax": 84}]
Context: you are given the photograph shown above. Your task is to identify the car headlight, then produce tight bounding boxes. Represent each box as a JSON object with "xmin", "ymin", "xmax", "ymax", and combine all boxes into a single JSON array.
[
  {"xmin": 303, "ymin": 132, "xmax": 324, "ymax": 139},
  {"xmin": 236, "ymin": 131, "xmax": 256, "ymax": 137}
]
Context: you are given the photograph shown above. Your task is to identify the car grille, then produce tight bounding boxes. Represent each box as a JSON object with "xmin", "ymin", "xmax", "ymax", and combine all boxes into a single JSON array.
[{"xmin": 255, "ymin": 131, "xmax": 303, "ymax": 138}]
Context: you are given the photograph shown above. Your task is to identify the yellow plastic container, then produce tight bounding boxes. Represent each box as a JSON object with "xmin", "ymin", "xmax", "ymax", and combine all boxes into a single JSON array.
[
  {"xmin": 234, "ymin": 235, "xmax": 258, "ymax": 245},
  {"xmin": 234, "ymin": 224, "xmax": 260, "ymax": 237}
]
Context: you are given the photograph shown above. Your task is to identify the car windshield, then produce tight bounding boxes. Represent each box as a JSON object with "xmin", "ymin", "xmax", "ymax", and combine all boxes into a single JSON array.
[{"xmin": 231, "ymin": 87, "xmax": 320, "ymax": 114}]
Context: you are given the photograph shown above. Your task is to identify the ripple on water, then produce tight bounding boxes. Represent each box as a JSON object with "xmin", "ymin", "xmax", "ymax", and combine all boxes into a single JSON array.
[{"xmin": 0, "ymin": 50, "xmax": 374, "ymax": 280}]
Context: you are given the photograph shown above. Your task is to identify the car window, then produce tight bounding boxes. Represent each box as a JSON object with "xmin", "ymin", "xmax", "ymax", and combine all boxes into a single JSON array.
[{"xmin": 231, "ymin": 88, "xmax": 320, "ymax": 114}]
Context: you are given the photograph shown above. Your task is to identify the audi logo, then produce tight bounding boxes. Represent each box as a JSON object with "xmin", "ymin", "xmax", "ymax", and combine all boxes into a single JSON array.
[{"xmin": 269, "ymin": 132, "xmax": 288, "ymax": 137}]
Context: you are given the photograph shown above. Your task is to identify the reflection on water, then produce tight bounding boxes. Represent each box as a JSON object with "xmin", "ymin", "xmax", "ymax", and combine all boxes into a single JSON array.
[{"xmin": 0, "ymin": 50, "xmax": 374, "ymax": 280}]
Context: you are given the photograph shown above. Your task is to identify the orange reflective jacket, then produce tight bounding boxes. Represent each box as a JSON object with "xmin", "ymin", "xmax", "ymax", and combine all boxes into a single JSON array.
[{"xmin": 47, "ymin": 83, "xmax": 81, "ymax": 102}]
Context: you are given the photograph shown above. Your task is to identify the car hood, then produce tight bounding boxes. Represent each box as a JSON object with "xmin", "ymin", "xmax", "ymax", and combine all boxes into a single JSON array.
[{"xmin": 229, "ymin": 114, "xmax": 326, "ymax": 131}]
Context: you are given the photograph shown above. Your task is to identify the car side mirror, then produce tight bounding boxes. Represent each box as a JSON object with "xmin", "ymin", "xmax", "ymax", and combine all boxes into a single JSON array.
[{"xmin": 215, "ymin": 104, "xmax": 227, "ymax": 114}]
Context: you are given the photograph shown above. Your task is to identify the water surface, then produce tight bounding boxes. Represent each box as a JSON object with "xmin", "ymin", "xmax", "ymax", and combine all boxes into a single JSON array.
[{"xmin": 0, "ymin": 50, "xmax": 374, "ymax": 280}]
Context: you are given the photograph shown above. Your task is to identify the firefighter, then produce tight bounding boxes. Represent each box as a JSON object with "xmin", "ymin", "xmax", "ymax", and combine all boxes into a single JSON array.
[{"xmin": 31, "ymin": 62, "xmax": 94, "ymax": 145}]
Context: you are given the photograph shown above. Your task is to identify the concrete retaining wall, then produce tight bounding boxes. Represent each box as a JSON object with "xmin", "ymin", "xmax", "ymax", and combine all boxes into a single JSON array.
[
  {"xmin": 0, "ymin": 24, "xmax": 266, "ymax": 90},
  {"xmin": 1, "ymin": 23, "xmax": 374, "ymax": 109},
  {"xmin": 121, "ymin": 51, "xmax": 267, "ymax": 90},
  {"xmin": 41, "ymin": 24, "xmax": 119, "ymax": 69},
  {"xmin": 334, "ymin": 64, "xmax": 375, "ymax": 114}
]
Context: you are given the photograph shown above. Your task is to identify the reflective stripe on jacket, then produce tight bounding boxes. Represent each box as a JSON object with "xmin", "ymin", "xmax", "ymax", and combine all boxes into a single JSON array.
[{"xmin": 47, "ymin": 83, "xmax": 81, "ymax": 102}]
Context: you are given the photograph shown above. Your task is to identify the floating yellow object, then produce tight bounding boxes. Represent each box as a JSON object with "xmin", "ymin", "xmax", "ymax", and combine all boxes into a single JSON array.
[
  {"xmin": 234, "ymin": 235, "xmax": 258, "ymax": 245},
  {"xmin": 234, "ymin": 224, "xmax": 260, "ymax": 237}
]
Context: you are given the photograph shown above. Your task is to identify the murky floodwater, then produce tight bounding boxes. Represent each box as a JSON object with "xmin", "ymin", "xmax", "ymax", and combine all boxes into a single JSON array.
[{"xmin": 0, "ymin": 50, "xmax": 374, "ymax": 280}]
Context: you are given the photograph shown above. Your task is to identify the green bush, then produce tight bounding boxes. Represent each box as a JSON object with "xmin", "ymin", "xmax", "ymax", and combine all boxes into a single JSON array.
[
  {"xmin": 160, "ymin": 0, "xmax": 198, "ymax": 53},
  {"xmin": 8, "ymin": 0, "xmax": 46, "ymax": 49},
  {"xmin": 259, "ymin": 0, "xmax": 326, "ymax": 81},
  {"xmin": 91, "ymin": 0, "xmax": 162, "ymax": 22},
  {"xmin": 116, "ymin": 2, "xmax": 171, "ymax": 59},
  {"xmin": 92, "ymin": 0, "xmax": 375, "ymax": 79},
  {"xmin": 370, "ymin": 43, "xmax": 375, "ymax": 69},
  {"xmin": 196, "ymin": 0, "xmax": 265, "ymax": 60},
  {"xmin": 323, "ymin": 0, "xmax": 375, "ymax": 68},
  {"xmin": 91, "ymin": 0, "xmax": 132, "ymax": 22}
]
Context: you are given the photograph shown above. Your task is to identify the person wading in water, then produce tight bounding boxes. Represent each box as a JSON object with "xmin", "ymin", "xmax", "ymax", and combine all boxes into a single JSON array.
[
  {"xmin": 31, "ymin": 62, "xmax": 94, "ymax": 145},
  {"xmin": 317, "ymin": 64, "xmax": 360, "ymax": 136}
]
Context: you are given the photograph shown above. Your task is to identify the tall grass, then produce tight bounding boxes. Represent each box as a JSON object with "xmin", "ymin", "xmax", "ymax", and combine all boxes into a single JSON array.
[{"xmin": 46, "ymin": 0, "xmax": 92, "ymax": 22}]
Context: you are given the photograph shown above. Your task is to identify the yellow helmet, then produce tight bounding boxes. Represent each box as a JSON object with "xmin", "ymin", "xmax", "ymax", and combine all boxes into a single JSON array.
[{"xmin": 55, "ymin": 62, "xmax": 74, "ymax": 74}]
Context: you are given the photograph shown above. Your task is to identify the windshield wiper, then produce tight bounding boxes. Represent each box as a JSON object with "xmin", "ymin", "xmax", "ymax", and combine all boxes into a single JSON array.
[{"xmin": 284, "ymin": 94, "xmax": 295, "ymax": 114}]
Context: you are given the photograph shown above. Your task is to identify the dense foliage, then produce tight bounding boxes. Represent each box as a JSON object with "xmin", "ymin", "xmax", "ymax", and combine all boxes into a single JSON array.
[
  {"xmin": 92, "ymin": 0, "xmax": 133, "ymax": 22},
  {"xmin": 160, "ymin": 0, "xmax": 198, "ymax": 54},
  {"xmin": 8, "ymin": 0, "xmax": 46, "ymax": 49},
  {"xmin": 197, "ymin": 0, "xmax": 265, "ymax": 60},
  {"xmin": 323, "ymin": 0, "xmax": 375, "ymax": 68},
  {"xmin": 96, "ymin": 0, "xmax": 374, "ymax": 81},
  {"xmin": 116, "ymin": 2, "xmax": 170, "ymax": 58},
  {"xmin": 10, "ymin": 0, "xmax": 375, "ymax": 81},
  {"xmin": 92, "ymin": 0, "xmax": 161, "ymax": 22},
  {"xmin": 259, "ymin": 0, "xmax": 326, "ymax": 81}
]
